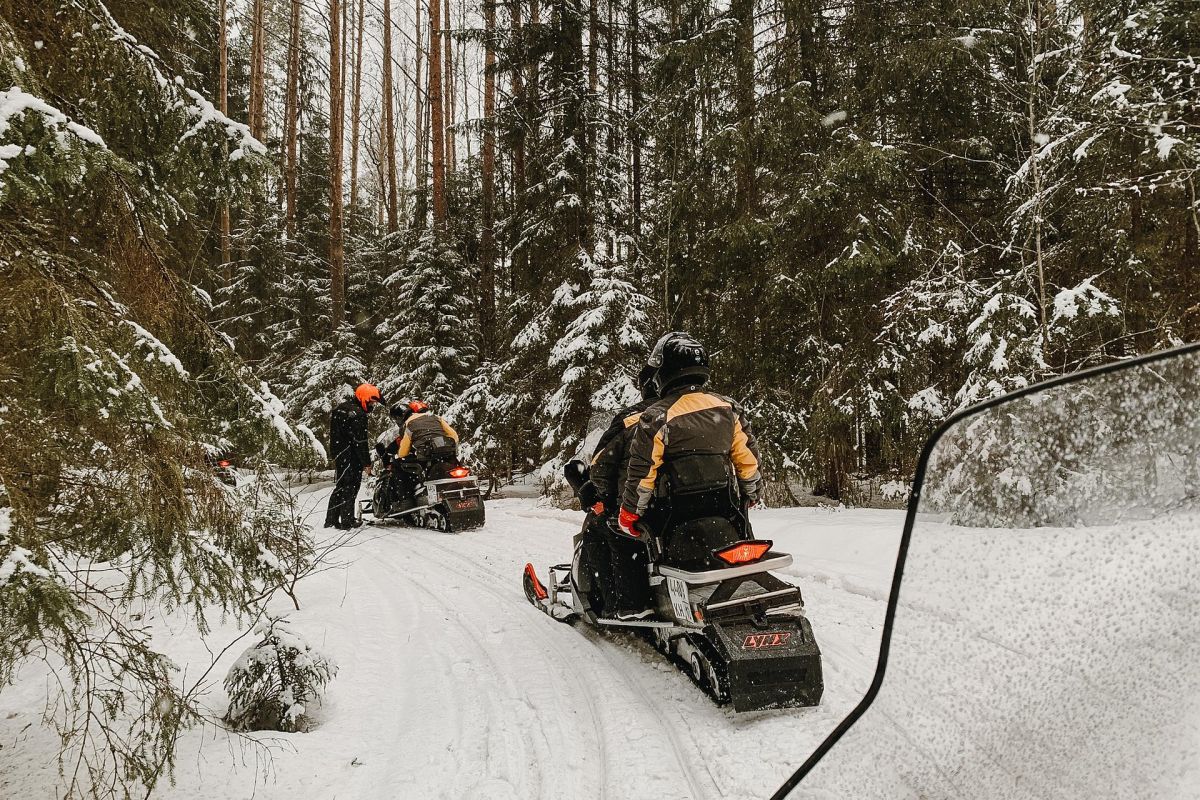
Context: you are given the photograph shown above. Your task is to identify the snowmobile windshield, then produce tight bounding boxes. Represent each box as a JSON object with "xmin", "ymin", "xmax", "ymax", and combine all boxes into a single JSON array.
[
  {"xmin": 786, "ymin": 345, "xmax": 1200, "ymax": 800},
  {"xmin": 575, "ymin": 410, "xmax": 621, "ymax": 462}
]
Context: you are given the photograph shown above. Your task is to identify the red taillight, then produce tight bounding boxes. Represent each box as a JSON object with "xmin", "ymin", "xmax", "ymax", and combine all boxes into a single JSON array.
[
  {"xmin": 714, "ymin": 540, "xmax": 772, "ymax": 566},
  {"xmin": 218, "ymin": 460, "xmax": 232, "ymax": 468},
  {"xmin": 449, "ymin": 466, "xmax": 469, "ymax": 478}
]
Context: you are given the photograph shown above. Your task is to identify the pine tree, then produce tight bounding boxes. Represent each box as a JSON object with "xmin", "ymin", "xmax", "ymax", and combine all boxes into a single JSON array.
[
  {"xmin": 379, "ymin": 231, "xmax": 478, "ymax": 407},
  {"xmin": 0, "ymin": 5, "xmax": 321, "ymax": 794}
]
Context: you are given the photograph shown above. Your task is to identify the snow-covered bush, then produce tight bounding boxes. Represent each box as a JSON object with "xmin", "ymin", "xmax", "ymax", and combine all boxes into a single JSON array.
[{"xmin": 224, "ymin": 617, "xmax": 337, "ymax": 733}]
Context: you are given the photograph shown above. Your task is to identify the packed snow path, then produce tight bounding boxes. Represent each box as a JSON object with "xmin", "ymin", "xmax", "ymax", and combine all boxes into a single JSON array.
[{"xmin": 0, "ymin": 487, "xmax": 902, "ymax": 800}]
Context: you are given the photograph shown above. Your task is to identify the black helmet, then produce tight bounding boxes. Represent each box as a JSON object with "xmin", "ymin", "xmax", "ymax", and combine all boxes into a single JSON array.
[
  {"xmin": 389, "ymin": 403, "xmax": 414, "ymax": 424},
  {"xmin": 649, "ymin": 331, "xmax": 710, "ymax": 391}
]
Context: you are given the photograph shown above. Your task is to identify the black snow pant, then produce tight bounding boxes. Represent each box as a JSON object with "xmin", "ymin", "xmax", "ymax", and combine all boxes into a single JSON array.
[
  {"xmin": 390, "ymin": 457, "xmax": 427, "ymax": 506},
  {"xmin": 582, "ymin": 513, "xmax": 651, "ymax": 615},
  {"xmin": 606, "ymin": 525, "xmax": 651, "ymax": 611},
  {"xmin": 325, "ymin": 457, "xmax": 363, "ymax": 527}
]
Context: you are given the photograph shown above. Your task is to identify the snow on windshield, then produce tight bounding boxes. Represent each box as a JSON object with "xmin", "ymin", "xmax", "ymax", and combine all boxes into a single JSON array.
[{"xmin": 795, "ymin": 348, "xmax": 1200, "ymax": 800}]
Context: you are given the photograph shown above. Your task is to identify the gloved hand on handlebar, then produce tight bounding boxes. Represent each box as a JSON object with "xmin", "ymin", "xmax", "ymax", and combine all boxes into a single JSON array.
[{"xmin": 618, "ymin": 508, "xmax": 641, "ymax": 537}]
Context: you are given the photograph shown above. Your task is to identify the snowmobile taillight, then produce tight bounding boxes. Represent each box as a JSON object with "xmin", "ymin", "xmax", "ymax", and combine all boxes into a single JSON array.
[
  {"xmin": 714, "ymin": 540, "xmax": 772, "ymax": 566},
  {"xmin": 217, "ymin": 460, "xmax": 232, "ymax": 468},
  {"xmin": 449, "ymin": 466, "xmax": 470, "ymax": 478}
]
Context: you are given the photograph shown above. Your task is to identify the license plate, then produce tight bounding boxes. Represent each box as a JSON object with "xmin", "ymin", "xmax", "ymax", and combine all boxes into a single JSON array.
[
  {"xmin": 742, "ymin": 632, "xmax": 791, "ymax": 650},
  {"xmin": 453, "ymin": 498, "xmax": 480, "ymax": 511}
]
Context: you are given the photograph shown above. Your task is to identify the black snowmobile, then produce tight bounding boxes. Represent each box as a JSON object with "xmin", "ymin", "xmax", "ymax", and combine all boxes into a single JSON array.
[
  {"xmin": 357, "ymin": 457, "xmax": 485, "ymax": 532},
  {"xmin": 522, "ymin": 459, "xmax": 823, "ymax": 712}
]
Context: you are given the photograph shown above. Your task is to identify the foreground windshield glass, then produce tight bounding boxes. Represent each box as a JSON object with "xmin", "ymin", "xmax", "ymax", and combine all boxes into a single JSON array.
[{"xmin": 792, "ymin": 349, "xmax": 1200, "ymax": 799}]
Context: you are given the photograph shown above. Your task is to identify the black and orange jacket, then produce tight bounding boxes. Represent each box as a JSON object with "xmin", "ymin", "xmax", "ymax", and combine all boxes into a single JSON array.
[
  {"xmin": 620, "ymin": 387, "xmax": 762, "ymax": 515},
  {"xmin": 385, "ymin": 412, "xmax": 460, "ymax": 460},
  {"xmin": 590, "ymin": 396, "xmax": 657, "ymax": 508}
]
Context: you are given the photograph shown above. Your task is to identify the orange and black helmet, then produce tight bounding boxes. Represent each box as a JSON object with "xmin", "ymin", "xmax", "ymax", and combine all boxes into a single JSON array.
[
  {"xmin": 354, "ymin": 383, "xmax": 383, "ymax": 411},
  {"xmin": 407, "ymin": 400, "xmax": 429, "ymax": 414}
]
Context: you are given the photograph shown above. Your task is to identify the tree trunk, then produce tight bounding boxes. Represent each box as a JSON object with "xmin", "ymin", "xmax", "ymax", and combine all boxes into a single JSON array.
[
  {"xmin": 383, "ymin": 0, "xmax": 400, "ymax": 232},
  {"xmin": 629, "ymin": 0, "xmax": 641, "ymax": 237},
  {"xmin": 731, "ymin": 0, "xmax": 755, "ymax": 213},
  {"xmin": 480, "ymin": 0, "xmax": 498, "ymax": 355},
  {"xmin": 401, "ymin": 82, "xmax": 411, "ymax": 216},
  {"xmin": 444, "ymin": 0, "xmax": 457, "ymax": 174},
  {"xmin": 462, "ymin": 0, "xmax": 473, "ymax": 165},
  {"xmin": 249, "ymin": 0, "xmax": 266, "ymax": 141},
  {"xmin": 284, "ymin": 0, "xmax": 301, "ymax": 241},
  {"xmin": 510, "ymin": 0, "xmax": 528, "ymax": 282},
  {"xmin": 218, "ymin": 0, "xmax": 231, "ymax": 282},
  {"xmin": 414, "ymin": 0, "xmax": 428, "ymax": 227},
  {"xmin": 584, "ymin": 0, "xmax": 598, "ymax": 253},
  {"xmin": 1026, "ymin": 0, "xmax": 1050, "ymax": 354},
  {"xmin": 350, "ymin": 0, "xmax": 366, "ymax": 229},
  {"xmin": 377, "ymin": 109, "xmax": 388, "ymax": 225},
  {"xmin": 429, "ymin": 0, "xmax": 448, "ymax": 226},
  {"xmin": 330, "ymin": 0, "xmax": 346, "ymax": 329}
]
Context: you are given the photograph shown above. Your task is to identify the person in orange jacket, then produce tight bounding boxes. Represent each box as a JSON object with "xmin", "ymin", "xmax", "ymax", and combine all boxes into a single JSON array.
[
  {"xmin": 382, "ymin": 400, "xmax": 460, "ymax": 463},
  {"xmin": 619, "ymin": 332, "xmax": 762, "ymax": 538},
  {"xmin": 380, "ymin": 400, "xmax": 460, "ymax": 504}
]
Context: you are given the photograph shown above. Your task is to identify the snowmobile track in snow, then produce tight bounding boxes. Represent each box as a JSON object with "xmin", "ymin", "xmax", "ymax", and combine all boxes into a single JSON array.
[
  {"xmin": 388, "ymin": 535, "xmax": 614, "ymax": 799},
  {"xmin": 391, "ymin": 531, "xmax": 725, "ymax": 799},
  {"xmin": 0, "ymin": 495, "xmax": 897, "ymax": 800}
]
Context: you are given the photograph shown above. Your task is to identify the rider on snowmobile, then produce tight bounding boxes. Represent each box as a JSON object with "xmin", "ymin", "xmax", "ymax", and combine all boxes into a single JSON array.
[
  {"xmin": 387, "ymin": 400, "xmax": 460, "ymax": 462},
  {"xmin": 379, "ymin": 401, "xmax": 461, "ymax": 506},
  {"xmin": 373, "ymin": 403, "xmax": 415, "ymax": 512},
  {"xmin": 619, "ymin": 331, "xmax": 762, "ymax": 540},
  {"xmin": 578, "ymin": 363, "xmax": 659, "ymax": 619}
]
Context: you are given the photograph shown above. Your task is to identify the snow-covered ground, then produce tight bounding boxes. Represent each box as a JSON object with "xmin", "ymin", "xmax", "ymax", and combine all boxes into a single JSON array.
[{"xmin": 0, "ymin": 488, "xmax": 903, "ymax": 800}]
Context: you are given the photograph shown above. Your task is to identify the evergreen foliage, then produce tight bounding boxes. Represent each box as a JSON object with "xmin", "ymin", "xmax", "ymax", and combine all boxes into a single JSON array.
[
  {"xmin": 0, "ymin": 3, "xmax": 319, "ymax": 795},
  {"xmin": 2, "ymin": 0, "xmax": 1198, "ymax": 790},
  {"xmin": 223, "ymin": 616, "xmax": 337, "ymax": 734}
]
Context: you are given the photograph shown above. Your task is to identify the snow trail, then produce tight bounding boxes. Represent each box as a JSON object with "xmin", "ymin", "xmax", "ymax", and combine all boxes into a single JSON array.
[{"xmin": 0, "ymin": 489, "xmax": 901, "ymax": 800}]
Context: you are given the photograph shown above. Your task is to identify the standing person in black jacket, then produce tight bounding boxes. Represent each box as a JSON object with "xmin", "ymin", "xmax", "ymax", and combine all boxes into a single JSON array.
[{"xmin": 324, "ymin": 383, "xmax": 383, "ymax": 529}]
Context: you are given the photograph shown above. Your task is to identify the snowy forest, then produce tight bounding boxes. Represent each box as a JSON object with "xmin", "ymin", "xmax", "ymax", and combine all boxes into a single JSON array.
[
  {"xmin": 1, "ymin": 0, "xmax": 1198, "ymax": 796},
  {"xmin": 4, "ymin": 0, "xmax": 1196, "ymax": 497}
]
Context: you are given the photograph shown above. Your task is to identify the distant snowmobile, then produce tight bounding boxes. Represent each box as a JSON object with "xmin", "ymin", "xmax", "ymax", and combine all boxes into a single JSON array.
[
  {"xmin": 207, "ymin": 452, "xmax": 241, "ymax": 487},
  {"xmin": 522, "ymin": 460, "xmax": 823, "ymax": 712},
  {"xmin": 357, "ymin": 458, "xmax": 485, "ymax": 532}
]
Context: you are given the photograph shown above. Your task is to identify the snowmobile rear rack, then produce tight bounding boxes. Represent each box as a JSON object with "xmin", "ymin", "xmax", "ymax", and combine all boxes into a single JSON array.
[
  {"xmin": 706, "ymin": 586, "xmax": 800, "ymax": 613},
  {"xmin": 658, "ymin": 553, "xmax": 793, "ymax": 585}
]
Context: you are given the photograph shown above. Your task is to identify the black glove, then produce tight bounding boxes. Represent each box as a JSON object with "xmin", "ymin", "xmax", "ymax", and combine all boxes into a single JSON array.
[{"xmin": 577, "ymin": 480, "xmax": 599, "ymax": 511}]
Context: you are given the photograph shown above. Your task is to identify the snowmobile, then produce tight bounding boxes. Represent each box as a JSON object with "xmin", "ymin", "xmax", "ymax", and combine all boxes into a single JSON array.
[
  {"xmin": 522, "ymin": 460, "xmax": 823, "ymax": 712},
  {"xmin": 206, "ymin": 452, "xmax": 240, "ymax": 486},
  {"xmin": 357, "ymin": 458, "xmax": 485, "ymax": 532}
]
